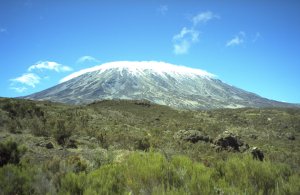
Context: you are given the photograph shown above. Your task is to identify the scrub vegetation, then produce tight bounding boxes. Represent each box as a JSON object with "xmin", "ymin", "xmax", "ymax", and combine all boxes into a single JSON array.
[{"xmin": 0, "ymin": 98, "xmax": 299, "ymax": 194}]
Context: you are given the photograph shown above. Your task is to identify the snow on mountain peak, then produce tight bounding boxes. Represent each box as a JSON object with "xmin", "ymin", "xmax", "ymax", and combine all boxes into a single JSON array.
[{"xmin": 59, "ymin": 61, "xmax": 215, "ymax": 83}]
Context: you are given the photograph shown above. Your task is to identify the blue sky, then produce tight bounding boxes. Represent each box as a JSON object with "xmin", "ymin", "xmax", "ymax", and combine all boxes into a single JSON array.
[{"xmin": 0, "ymin": 0, "xmax": 300, "ymax": 103}]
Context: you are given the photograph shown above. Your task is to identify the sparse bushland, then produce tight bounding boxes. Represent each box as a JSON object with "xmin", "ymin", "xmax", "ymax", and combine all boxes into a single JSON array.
[{"xmin": 0, "ymin": 98, "xmax": 300, "ymax": 194}]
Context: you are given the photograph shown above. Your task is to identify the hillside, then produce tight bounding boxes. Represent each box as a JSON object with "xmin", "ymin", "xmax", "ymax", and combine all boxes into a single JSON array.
[
  {"xmin": 23, "ymin": 61, "xmax": 297, "ymax": 109},
  {"xmin": 0, "ymin": 98, "xmax": 300, "ymax": 194}
]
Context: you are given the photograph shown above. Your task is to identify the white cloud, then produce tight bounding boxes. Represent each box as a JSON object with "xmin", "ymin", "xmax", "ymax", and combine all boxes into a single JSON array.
[
  {"xmin": 226, "ymin": 37, "xmax": 243, "ymax": 47},
  {"xmin": 226, "ymin": 32, "xmax": 246, "ymax": 47},
  {"xmin": 173, "ymin": 27, "xmax": 199, "ymax": 42},
  {"xmin": 10, "ymin": 87, "xmax": 27, "ymax": 93},
  {"xmin": 158, "ymin": 5, "xmax": 168, "ymax": 15},
  {"xmin": 77, "ymin": 56, "xmax": 100, "ymax": 64},
  {"xmin": 171, "ymin": 11, "xmax": 218, "ymax": 55},
  {"xmin": 28, "ymin": 61, "xmax": 72, "ymax": 72},
  {"xmin": 10, "ymin": 73, "xmax": 40, "ymax": 88},
  {"xmin": 9, "ymin": 60, "xmax": 73, "ymax": 93},
  {"xmin": 173, "ymin": 27, "xmax": 199, "ymax": 55},
  {"xmin": 192, "ymin": 11, "xmax": 219, "ymax": 26},
  {"xmin": 173, "ymin": 40, "xmax": 190, "ymax": 55}
]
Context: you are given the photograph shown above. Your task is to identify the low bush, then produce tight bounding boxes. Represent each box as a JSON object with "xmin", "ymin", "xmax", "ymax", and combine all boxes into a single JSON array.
[
  {"xmin": 59, "ymin": 172, "xmax": 87, "ymax": 195},
  {"xmin": 0, "ymin": 164, "xmax": 35, "ymax": 195},
  {"xmin": 0, "ymin": 150, "xmax": 298, "ymax": 194},
  {"xmin": 30, "ymin": 117, "xmax": 48, "ymax": 137},
  {"xmin": 0, "ymin": 140, "xmax": 25, "ymax": 167},
  {"xmin": 85, "ymin": 164, "xmax": 125, "ymax": 194},
  {"xmin": 56, "ymin": 152, "xmax": 299, "ymax": 194},
  {"xmin": 52, "ymin": 119, "xmax": 72, "ymax": 145},
  {"xmin": 215, "ymin": 155, "xmax": 294, "ymax": 194}
]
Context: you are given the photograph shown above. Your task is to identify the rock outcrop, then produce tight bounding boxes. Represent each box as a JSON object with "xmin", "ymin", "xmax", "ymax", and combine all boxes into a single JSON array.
[
  {"xmin": 251, "ymin": 147, "xmax": 264, "ymax": 161},
  {"xmin": 174, "ymin": 130, "xmax": 211, "ymax": 143},
  {"xmin": 36, "ymin": 141, "xmax": 55, "ymax": 149},
  {"xmin": 214, "ymin": 131, "xmax": 249, "ymax": 152}
]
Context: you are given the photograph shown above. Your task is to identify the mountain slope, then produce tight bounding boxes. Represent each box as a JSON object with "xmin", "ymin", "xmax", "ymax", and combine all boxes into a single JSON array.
[{"xmin": 24, "ymin": 61, "xmax": 295, "ymax": 109}]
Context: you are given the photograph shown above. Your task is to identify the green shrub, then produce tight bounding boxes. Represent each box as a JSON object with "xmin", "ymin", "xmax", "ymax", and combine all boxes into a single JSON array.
[
  {"xmin": 66, "ymin": 156, "xmax": 88, "ymax": 173},
  {"xmin": 44, "ymin": 156, "xmax": 74, "ymax": 190},
  {"xmin": 53, "ymin": 119, "xmax": 72, "ymax": 145},
  {"xmin": 134, "ymin": 137, "xmax": 151, "ymax": 151},
  {"xmin": 59, "ymin": 172, "xmax": 87, "ymax": 195},
  {"xmin": 32, "ymin": 169, "xmax": 57, "ymax": 195},
  {"xmin": 7, "ymin": 119, "xmax": 22, "ymax": 134},
  {"xmin": 86, "ymin": 164, "xmax": 125, "ymax": 194},
  {"xmin": 40, "ymin": 152, "xmax": 300, "ymax": 194},
  {"xmin": 0, "ymin": 140, "xmax": 25, "ymax": 166},
  {"xmin": 0, "ymin": 164, "xmax": 35, "ymax": 195},
  {"xmin": 169, "ymin": 155, "xmax": 214, "ymax": 194},
  {"xmin": 30, "ymin": 117, "xmax": 48, "ymax": 137},
  {"xmin": 123, "ymin": 152, "xmax": 167, "ymax": 194},
  {"xmin": 1, "ymin": 100, "xmax": 44, "ymax": 119},
  {"xmin": 82, "ymin": 152, "xmax": 215, "ymax": 194},
  {"xmin": 282, "ymin": 174, "xmax": 300, "ymax": 194},
  {"xmin": 215, "ymin": 155, "xmax": 292, "ymax": 194}
]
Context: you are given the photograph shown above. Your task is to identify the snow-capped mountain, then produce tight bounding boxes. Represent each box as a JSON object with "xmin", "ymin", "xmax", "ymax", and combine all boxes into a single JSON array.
[{"xmin": 24, "ymin": 61, "xmax": 295, "ymax": 109}]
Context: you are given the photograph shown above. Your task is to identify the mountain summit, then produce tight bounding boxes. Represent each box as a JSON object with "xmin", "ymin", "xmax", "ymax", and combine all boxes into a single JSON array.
[
  {"xmin": 24, "ymin": 61, "xmax": 294, "ymax": 109},
  {"xmin": 60, "ymin": 61, "xmax": 215, "ymax": 83}
]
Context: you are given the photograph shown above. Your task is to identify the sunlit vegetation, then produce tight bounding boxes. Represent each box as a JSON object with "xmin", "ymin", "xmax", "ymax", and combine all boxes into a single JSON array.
[
  {"xmin": 0, "ymin": 151, "xmax": 299, "ymax": 194},
  {"xmin": 0, "ymin": 98, "xmax": 299, "ymax": 194}
]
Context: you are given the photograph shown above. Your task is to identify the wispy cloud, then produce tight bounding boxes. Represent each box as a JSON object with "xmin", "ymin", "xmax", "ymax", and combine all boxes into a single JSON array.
[
  {"xmin": 10, "ymin": 87, "xmax": 27, "ymax": 93},
  {"xmin": 157, "ymin": 5, "xmax": 168, "ymax": 15},
  {"xmin": 173, "ymin": 27, "xmax": 199, "ymax": 54},
  {"xmin": 77, "ymin": 56, "xmax": 100, "ymax": 64},
  {"xmin": 173, "ymin": 40, "xmax": 191, "ymax": 55},
  {"xmin": 226, "ymin": 31, "xmax": 246, "ymax": 47},
  {"xmin": 172, "ymin": 11, "xmax": 218, "ymax": 55},
  {"xmin": 192, "ymin": 11, "xmax": 219, "ymax": 26},
  {"xmin": 28, "ymin": 61, "xmax": 72, "ymax": 72},
  {"xmin": 173, "ymin": 27, "xmax": 199, "ymax": 42},
  {"xmin": 226, "ymin": 37, "xmax": 243, "ymax": 47},
  {"xmin": 10, "ymin": 73, "xmax": 40, "ymax": 88}
]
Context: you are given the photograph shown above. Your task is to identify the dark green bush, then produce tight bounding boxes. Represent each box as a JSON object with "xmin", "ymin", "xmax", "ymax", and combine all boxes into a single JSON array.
[
  {"xmin": 1, "ymin": 100, "xmax": 44, "ymax": 119},
  {"xmin": 53, "ymin": 119, "xmax": 72, "ymax": 145},
  {"xmin": 7, "ymin": 119, "xmax": 23, "ymax": 134},
  {"xmin": 0, "ymin": 140, "xmax": 25, "ymax": 166},
  {"xmin": 30, "ymin": 117, "xmax": 48, "ymax": 136},
  {"xmin": 134, "ymin": 137, "xmax": 151, "ymax": 151}
]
